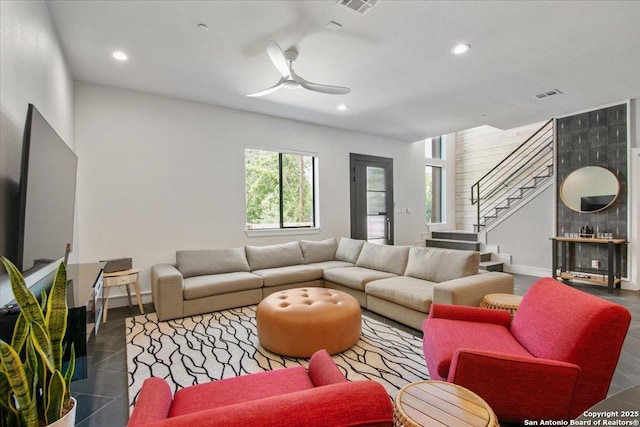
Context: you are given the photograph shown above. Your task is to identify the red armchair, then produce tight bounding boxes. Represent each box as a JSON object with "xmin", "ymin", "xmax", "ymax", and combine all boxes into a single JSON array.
[
  {"xmin": 422, "ymin": 277, "xmax": 631, "ymax": 423},
  {"xmin": 127, "ymin": 349, "xmax": 393, "ymax": 427}
]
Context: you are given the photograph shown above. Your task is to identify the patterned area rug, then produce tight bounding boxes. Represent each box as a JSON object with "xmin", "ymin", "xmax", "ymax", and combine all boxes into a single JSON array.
[{"xmin": 125, "ymin": 305, "xmax": 429, "ymax": 407}]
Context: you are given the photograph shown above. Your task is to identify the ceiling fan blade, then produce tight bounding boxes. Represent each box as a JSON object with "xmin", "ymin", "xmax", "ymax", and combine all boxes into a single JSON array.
[
  {"xmin": 299, "ymin": 81, "xmax": 350, "ymax": 95},
  {"xmin": 292, "ymin": 73, "xmax": 349, "ymax": 95},
  {"xmin": 266, "ymin": 41, "xmax": 291, "ymax": 78},
  {"xmin": 246, "ymin": 78, "xmax": 285, "ymax": 97}
]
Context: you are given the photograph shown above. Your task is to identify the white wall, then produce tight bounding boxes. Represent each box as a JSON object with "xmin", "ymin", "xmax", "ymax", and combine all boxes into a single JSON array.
[
  {"xmin": 486, "ymin": 186, "xmax": 554, "ymax": 276},
  {"xmin": 0, "ymin": 0, "xmax": 75, "ymax": 306},
  {"xmin": 75, "ymin": 82, "xmax": 426, "ymax": 303}
]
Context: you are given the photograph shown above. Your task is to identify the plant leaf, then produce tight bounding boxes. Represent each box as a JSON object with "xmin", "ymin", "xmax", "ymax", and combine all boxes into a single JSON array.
[
  {"xmin": 24, "ymin": 339, "xmax": 38, "ymax": 399},
  {"xmin": 62, "ymin": 345, "xmax": 75, "ymax": 407},
  {"xmin": 29, "ymin": 323, "xmax": 54, "ymax": 374},
  {"xmin": 45, "ymin": 370, "xmax": 65, "ymax": 424},
  {"xmin": 0, "ymin": 341, "xmax": 37, "ymax": 427},
  {"xmin": 0, "ymin": 370, "xmax": 12, "ymax": 410},
  {"xmin": 39, "ymin": 289, "xmax": 47, "ymax": 313},
  {"xmin": 9, "ymin": 312, "xmax": 28, "ymax": 355},
  {"xmin": 0, "ymin": 258, "xmax": 46, "ymax": 329},
  {"xmin": 45, "ymin": 262, "xmax": 68, "ymax": 371}
]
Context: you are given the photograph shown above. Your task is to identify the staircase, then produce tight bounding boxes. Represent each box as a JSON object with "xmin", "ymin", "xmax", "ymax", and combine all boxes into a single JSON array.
[
  {"xmin": 471, "ymin": 119, "xmax": 554, "ymax": 232},
  {"xmin": 426, "ymin": 231, "xmax": 504, "ymax": 272}
]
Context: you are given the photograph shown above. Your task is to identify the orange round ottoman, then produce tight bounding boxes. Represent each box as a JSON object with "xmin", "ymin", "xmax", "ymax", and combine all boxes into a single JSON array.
[{"xmin": 256, "ymin": 288, "xmax": 361, "ymax": 357}]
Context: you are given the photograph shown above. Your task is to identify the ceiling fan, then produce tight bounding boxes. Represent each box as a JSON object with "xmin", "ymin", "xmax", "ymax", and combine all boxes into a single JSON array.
[{"xmin": 247, "ymin": 41, "xmax": 350, "ymax": 97}]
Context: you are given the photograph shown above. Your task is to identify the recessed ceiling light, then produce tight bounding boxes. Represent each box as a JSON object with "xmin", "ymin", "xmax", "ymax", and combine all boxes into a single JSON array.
[
  {"xmin": 451, "ymin": 43, "xmax": 471, "ymax": 55},
  {"xmin": 112, "ymin": 51, "xmax": 128, "ymax": 61},
  {"xmin": 197, "ymin": 23, "xmax": 209, "ymax": 31},
  {"xmin": 337, "ymin": 104, "xmax": 348, "ymax": 111}
]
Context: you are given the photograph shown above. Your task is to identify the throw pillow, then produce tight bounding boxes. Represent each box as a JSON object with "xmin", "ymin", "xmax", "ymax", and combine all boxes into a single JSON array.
[
  {"xmin": 404, "ymin": 247, "xmax": 479, "ymax": 283},
  {"xmin": 245, "ymin": 241, "xmax": 305, "ymax": 270},
  {"xmin": 299, "ymin": 238, "xmax": 338, "ymax": 263},
  {"xmin": 176, "ymin": 247, "xmax": 250, "ymax": 278},
  {"xmin": 355, "ymin": 242, "xmax": 409, "ymax": 275},
  {"xmin": 335, "ymin": 238, "xmax": 365, "ymax": 263}
]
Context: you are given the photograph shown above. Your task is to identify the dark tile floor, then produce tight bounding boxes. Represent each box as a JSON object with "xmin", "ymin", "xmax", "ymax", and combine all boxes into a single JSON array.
[{"xmin": 74, "ymin": 274, "xmax": 640, "ymax": 426}]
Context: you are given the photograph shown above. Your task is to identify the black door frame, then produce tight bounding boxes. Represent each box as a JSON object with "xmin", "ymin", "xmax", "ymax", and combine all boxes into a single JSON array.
[{"xmin": 349, "ymin": 153, "xmax": 394, "ymax": 244}]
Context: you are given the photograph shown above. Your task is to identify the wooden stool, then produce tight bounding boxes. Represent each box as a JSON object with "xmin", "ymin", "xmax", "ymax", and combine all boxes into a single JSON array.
[
  {"xmin": 394, "ymin": 380, "xmax": 499, "ymax": 427},
  {"xmin": 480, "ymin": 293, "xmax": 523, "ymax": 317},
  {"xmin": 102, "ymin": 268, "xmax": 143, "ymax": 323}
]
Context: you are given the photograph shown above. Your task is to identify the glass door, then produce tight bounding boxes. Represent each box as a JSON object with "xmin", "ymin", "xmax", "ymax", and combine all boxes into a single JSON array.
[{"xmin": 350, "ymin": 154, "xmax": 394, "ymax": 244}]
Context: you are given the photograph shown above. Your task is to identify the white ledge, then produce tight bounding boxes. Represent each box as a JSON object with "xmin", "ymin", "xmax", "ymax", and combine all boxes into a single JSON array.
[{"xmin": 245, "ymin": 228, "xmax": 321, "ymax": 238}]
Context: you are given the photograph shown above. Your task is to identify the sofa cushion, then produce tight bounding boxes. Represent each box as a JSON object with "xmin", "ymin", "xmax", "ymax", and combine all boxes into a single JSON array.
[
  {"xmin": 252, "ymin": 265, "xmax": 324, "ymax": 287},
  {"xmin": 355, "ymin": 243, "xmax": 409, "ymax": 275},
  {"xmin": 404, "ymin": 247, "xmax": 479, "ymax": 283},
  {"xmin": 170, "ymin": 366, "xmax": 313, "ymax": 417},
  {"xmin": 423, "ymin": 319, "xmax": 533, "ymax": 379},
  {"xmin": 176, "ymin": 248, "xmax": 250, "ymax": 278},
  {"xmin": 335, "ymin": 238, "xmax": 365, "ymax": 263},
  {"xmin": 245, "ymin": 242, "xmax": 305, "ymax": 270},
  {"xmin": 183, "ymin": 272, "xmax": 263, "ymax": 300},
  {"xmin": 299, "ymin": 238, "xmax": 338, "ymax": 264},
  {"xmin": 365, "ymin": 276, "xmax": 436, "ymax": 313},
  {"xmin": 323, "ymin": 267, "xmax": 396, "ymax": 291}
]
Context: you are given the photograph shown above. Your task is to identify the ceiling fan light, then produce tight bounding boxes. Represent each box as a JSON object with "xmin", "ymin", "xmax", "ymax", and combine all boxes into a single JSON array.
[
  {"xmin": 451, "ymin": 43, "xmax": 471, "ymax": 55},
  {"xmin": 337, "ymin": 104, "xmax": 348, "ymax": 111},
  {"xmin": 112, "ymin": 51, "xmax": 128, "ymax": 61}
]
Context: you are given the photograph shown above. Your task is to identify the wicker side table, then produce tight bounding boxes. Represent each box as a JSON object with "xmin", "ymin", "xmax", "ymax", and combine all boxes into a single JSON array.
[
  {"xmin": 480, "ymin": 293, "xmax": 523, "ymax": 317},
  {"xmin": 394, "ymin": 380, "xmax": 499, "ymax": 427}
]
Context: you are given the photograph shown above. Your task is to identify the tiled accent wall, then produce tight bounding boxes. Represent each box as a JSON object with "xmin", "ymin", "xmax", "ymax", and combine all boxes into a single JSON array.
[{"xmin": 556, "ymin": 103, "xmax": 628, "ymax": 275}]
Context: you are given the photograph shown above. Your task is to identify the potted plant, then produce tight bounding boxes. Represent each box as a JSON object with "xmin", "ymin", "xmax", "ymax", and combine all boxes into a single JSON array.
[{"xmin": 0, "ymin": 257, "xmax": 76, "ymax": 427}]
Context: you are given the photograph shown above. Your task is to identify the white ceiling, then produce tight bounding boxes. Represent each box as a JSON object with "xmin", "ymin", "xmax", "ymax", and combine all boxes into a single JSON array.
[{"xmin": 46, "ymin": 0, "xmax": 640, "ymax": 142}]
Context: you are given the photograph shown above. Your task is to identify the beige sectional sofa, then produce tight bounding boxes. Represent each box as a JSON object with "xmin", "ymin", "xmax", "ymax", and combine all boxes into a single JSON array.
[{"xmin": 151, "ymin": 238, "xmax": 513, "ymax": 329}]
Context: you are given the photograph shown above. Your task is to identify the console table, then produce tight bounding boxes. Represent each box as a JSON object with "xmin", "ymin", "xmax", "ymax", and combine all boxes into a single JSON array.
[{"xmin": 550, "ymin": 237, "xmax": 626, "ymax": 293}]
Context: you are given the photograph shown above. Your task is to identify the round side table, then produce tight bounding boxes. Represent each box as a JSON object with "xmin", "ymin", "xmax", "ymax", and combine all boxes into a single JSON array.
[
  {"xmin": 394, "ymin": 380, "xmax": 499, "ymax": 427},
  {"xmin": 480, "ymin": 293, "xmax": 523, "ymax": 317}
]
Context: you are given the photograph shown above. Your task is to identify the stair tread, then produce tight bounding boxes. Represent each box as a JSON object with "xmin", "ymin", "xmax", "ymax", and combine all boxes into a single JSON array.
[
  {"xmin": 431, "ymin": 231, "xmax": 478, "ymax": 242},
  {"xmin": 426, "ymin": 238, "xmax": 479, "ymax": 244},
  {"xmin": 480, "ymin": 261, "xmax": 504, "ymax": 266}
]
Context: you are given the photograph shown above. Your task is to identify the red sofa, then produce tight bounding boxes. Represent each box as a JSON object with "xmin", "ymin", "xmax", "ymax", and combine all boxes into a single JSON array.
[
  {"xmin": 422, "ymin": 277, "xmax": 631, "ymax": 423},
  {"xmin": 127, "ymin": 349, "xmax": 393, "ymax": 427}
]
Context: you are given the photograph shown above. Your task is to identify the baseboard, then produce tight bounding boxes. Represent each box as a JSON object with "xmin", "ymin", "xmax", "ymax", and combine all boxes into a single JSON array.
[
  {"xmin": 103, "ymin": 291, "xmax": 153, "ymax": 309},
  {"xmin": 503, "ymin": 265, "xmax": 549, "ymax": 277}
]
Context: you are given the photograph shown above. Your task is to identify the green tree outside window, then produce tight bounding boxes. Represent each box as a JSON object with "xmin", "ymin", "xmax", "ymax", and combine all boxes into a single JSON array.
[{"xmin": 245, "ymin": 148, "xmax": 315, "ymax": 229}]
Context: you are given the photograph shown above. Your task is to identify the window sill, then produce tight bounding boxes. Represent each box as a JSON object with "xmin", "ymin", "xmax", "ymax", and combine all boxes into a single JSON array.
[{"xmin": 246, "ymin": 228, "xmax": 321, "ymax": 238}]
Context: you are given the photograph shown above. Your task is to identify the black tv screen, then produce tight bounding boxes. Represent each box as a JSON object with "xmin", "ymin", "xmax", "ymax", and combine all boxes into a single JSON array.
[
  {"xmin": 580, "ymin": 194, "xmax": 615, "ymax": 212},
  {"xmin": 17, "ymin": 104, "xmax": 77, "ymax": 272}
]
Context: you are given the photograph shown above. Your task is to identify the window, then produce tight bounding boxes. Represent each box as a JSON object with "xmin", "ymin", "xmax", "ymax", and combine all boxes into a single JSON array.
[
  {"xmin": 425, "ymin": 137, "xmax": 443, "ymax": 223},
  {"xmin": 245, "ymin": 148, "xmax": 316, "ymax": 230}
]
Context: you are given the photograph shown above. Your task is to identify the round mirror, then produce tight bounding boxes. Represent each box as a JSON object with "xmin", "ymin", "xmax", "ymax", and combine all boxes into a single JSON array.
[{"xmin": 560, "ymin": 166, "xmax": 619, "ymax": 213}]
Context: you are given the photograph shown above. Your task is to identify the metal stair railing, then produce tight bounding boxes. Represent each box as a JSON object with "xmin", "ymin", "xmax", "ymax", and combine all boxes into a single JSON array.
[{"xmin": 471, "ymin": 119, "xmax": 554, "ymax": 231}]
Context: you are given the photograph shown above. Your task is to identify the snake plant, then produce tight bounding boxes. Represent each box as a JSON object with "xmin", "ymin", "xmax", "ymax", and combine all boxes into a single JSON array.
[{"xmin": 0, "ymin": 257, "xmax": 75, "ymax": 427}]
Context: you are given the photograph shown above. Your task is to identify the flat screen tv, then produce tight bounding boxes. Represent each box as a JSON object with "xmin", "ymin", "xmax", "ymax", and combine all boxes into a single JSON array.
[{"xmin": 16, "ymin": 104, "xmax": 78, "ymax": 273}]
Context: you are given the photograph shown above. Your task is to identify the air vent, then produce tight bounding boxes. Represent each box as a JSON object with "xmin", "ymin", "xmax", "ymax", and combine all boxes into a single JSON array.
[
  {"xmin": 534, "ymin": 89, "xmax": 563, "ymax": 100},
  {"xmin": 336, "ymin": 0, "xmax": 379, "ymax": 15}
]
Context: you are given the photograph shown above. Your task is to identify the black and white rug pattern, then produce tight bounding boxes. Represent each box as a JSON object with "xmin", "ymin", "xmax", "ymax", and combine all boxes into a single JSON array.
[{"xmin": 125, "ymin": 305, "xmax": 429, "ymax": 408}]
